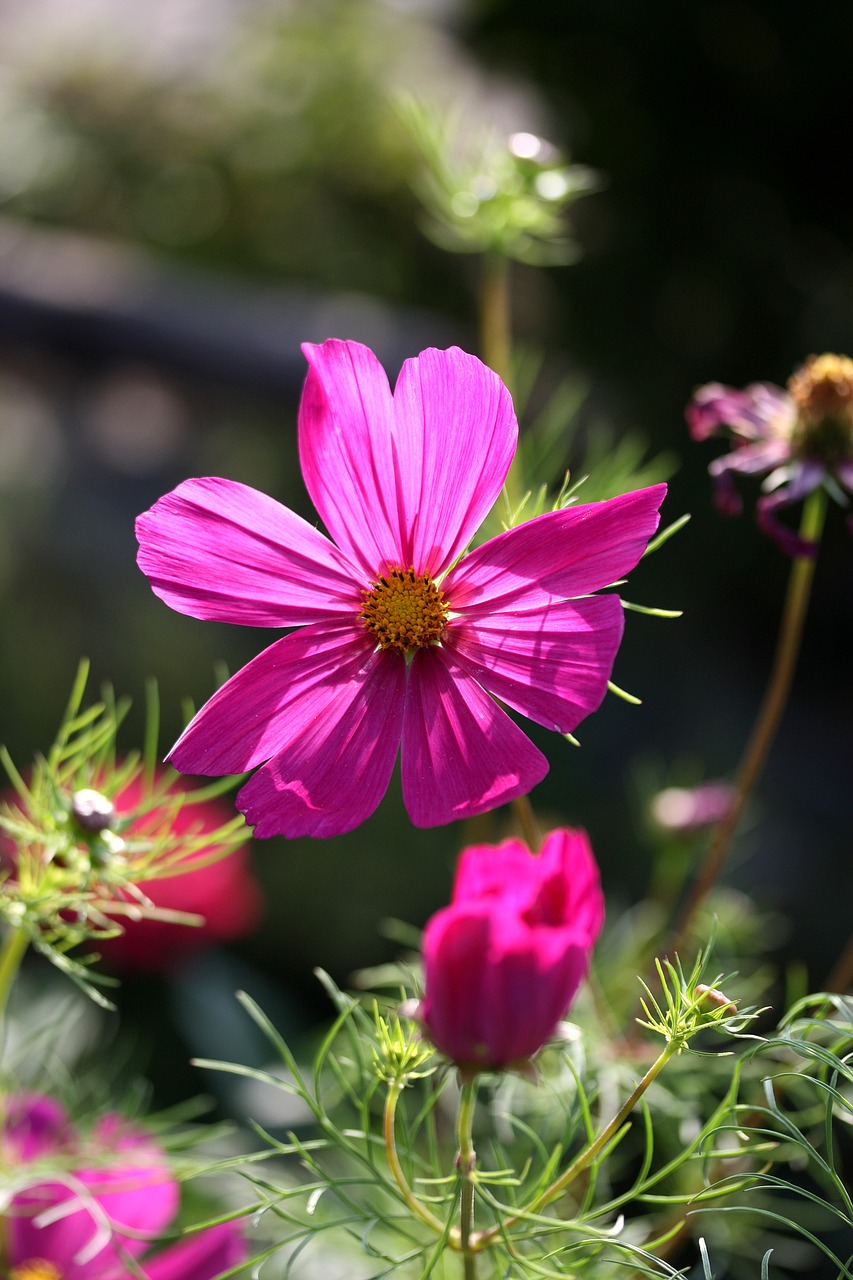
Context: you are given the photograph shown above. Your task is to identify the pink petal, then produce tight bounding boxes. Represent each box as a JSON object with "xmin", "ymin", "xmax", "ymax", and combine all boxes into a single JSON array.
[
  {"xmin": 10, "ymin": 1159, "xmax": 178, "ymax": 1280},
  {"xmin": 707, "ymin": 439, "xmax": 791, "ymax": 477},
  {"xmin": 168, "ymin": 623, "xmax": 380, "ymax": 775},
  {"xmin": 4, "ymin": 1095, "xmax": 70, "ymax": 1161},
  {"xmin": 536, "ymin": 828, "xmax": 605, "ymax": 944},
  {"xmin": 136, "ymin": 477, "xmax": 361, "ymax": 627},
  {"xmin": 298, "ymin": 340, "xmax": 404, "ymax": 577},
  {"xmin": 392, "ymin": 346, "xmax": 517, "ymax": 576},
  {"xmin": 443, "ymin": 485, "xmax": 666, "ymax": 614},
  {"xmin": 236, "ymin": 646, "xmax": 406, "ymax": 838},
  {"xmin": 401, "ymin": 647, "xmax": 548, "ymax": 828},
  {"xmin": 142, "ymin": 1221, "xmax": 248, "ymax": 1280},
  {"xmin": 443, "ymin": 594, "xmax": 624, "ymax": 733}
]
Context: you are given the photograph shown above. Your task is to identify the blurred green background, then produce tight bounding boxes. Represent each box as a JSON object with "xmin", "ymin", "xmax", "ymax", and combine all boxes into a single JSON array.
[{"xmin": 2, "ymin": 0, "xmax": 852, "ymax": 1098}]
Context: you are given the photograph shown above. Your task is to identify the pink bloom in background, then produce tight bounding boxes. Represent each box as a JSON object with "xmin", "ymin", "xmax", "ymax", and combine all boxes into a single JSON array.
[
  {"xmin": 137, "ymin": 340, "xmax": 665, "ymax": 838},
  {"xmin": 2, "ymin": 1094, "xmax": 247, "ymax": 1280},
  {"xmin": 96, "ymin": 772, "xmax": 263, "ymax": 973},
  {"xmin": 687, "ymin": 352, "xmax": 853, "ymax": 556},
  {"xmin": 415, "ymin": 828, "xmax": 604, "ymax": 1072}
]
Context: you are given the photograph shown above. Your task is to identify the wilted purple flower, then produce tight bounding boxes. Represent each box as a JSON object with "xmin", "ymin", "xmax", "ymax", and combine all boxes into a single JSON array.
[
  {"xmin": 137, "ymin": 339, "xmax": 665, "ymax": 838},
  {"xmin": 2, "ymin": 1094, "xmax": 247, "ymax": 1280},
  {"xmin": 415, "ymin": 828, "xmax": 604, "ymax": 1074},
  {"xmin": 687, "ymin": 353, "xmax": 853, "ymax": 556}
]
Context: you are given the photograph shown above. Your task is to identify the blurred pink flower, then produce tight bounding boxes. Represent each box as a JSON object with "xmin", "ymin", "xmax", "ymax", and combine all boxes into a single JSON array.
[
  {"xmin": 687, "ymin": 353, "xmax": 853, "ymax": 556},
  {"xmin": 649, "ymin": 781, "xmax": 736, "ymax": 835},
  {"xmin": 0, "ymin": 770, "xmax": 263, "ymax": 973},
  {"xmin": 137, "ymin": 340, "xmax": 665, "ymax": 838},
  {"xmin": 2, "ymin": 1094, "xmax": 247, "ymax": 1280},
  {"xmin": 95, "ymin": 771, "xmax": 263, "ymax": 972},
  {"xmin": 415, "ymin": 828, "xmax": 604, "ymax": 1073}
]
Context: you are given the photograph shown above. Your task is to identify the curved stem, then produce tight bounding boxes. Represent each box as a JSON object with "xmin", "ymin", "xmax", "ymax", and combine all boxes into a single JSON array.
[
  {"xmin": 669, "ymin": 486, "xmax": 827, "ymax": 956},
  {"xmin": 383, "ymin": 1081, "xmax": 448, "ymax": 1239},
  {"xmin": 0, "ymin": 926, "xmax": 29, "ymax": 1027},
  {"xmin": 457, "ymin": 1078, "xmax": 479, "ymax": 1280},
  {"xmin": 471, "ymin": 1043, "xmax": 677, "ymax": 1251}
]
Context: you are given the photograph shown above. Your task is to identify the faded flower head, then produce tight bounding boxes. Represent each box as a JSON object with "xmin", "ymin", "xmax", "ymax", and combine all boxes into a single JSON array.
[
  {"xmin": 413, "ymin": 828, "xmax": 604, "ymax": 1074},
  {"xmin": 1, "ymin": 1093, "xmax": 247, "ymax": 1280},
  {"xmin": 136, "ymin": 340, "xmax": 665, "ymax": 839},
  {"xmin": 687, "ymin": 353, "xmax": 853, "ymax": 556}
]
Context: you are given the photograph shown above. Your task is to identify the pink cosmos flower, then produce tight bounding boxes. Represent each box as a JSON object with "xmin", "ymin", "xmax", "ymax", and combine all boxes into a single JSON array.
[
  {"xmin": 2, "ymin": 1094, "xmax": 247, "ymax": 1280},
  {"xmin": 414, "ymin": 828, "xmax": 604, "ymax": 1073},
  {"xmin": 0, "ymin": 769, "xmax": 262, "ymax": 973},
  {"xmin": 687, "ymin": 353, "xmax": 853, "ymax": 557},
  {"xmin": 136, "ymin": 340, "xmax": 666, "ymax": 838},
  {"xmin": 94, "ymin": 771, "xmax": 263, "ymax": 973}
]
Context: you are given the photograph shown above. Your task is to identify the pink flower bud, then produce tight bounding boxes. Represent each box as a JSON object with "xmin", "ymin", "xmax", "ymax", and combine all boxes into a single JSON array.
[{"xmin": 417, "ymin": 828, "xmax": 604, "ymax": 1073}]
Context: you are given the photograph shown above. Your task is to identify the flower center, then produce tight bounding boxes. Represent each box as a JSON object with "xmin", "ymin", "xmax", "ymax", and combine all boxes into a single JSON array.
[
  {"xmin": 788, "ymin": 353, "xmax": 853, "ymax": 465},
  {"xmin": 360, "ymin": 568, "xmax": 449, "ymax": 654},
  {"xmin": 10, "ymin": 1262, "xmax": 63, "ymax": 1280}
]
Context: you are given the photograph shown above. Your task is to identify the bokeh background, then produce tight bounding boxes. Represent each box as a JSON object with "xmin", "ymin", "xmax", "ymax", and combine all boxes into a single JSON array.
[{"xmin": 2, "ymin": 0, "xmax": 852, "ymax": 1105}]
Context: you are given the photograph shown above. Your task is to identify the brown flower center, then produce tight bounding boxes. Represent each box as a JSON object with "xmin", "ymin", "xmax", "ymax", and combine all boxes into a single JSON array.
[
  {"xmin": 360, "ymin": 567, "xmax": 449, "ymax": 654},
  {"xmin": 788, "ymin": 353, "xmax": 853, "ymax": 465}
]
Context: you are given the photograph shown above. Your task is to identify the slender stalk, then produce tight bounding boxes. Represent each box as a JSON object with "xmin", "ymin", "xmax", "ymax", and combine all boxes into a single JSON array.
[
  {"xmin": 480, "ymin": 252, "xmax": 523, "ymax": 517},
  {"xmin": 383, "ymin": 1081, "xmax": 448, "ymax": 1239},
  {"xmin": 457, "ymin": 1078, "xmax": 479, "ymax": 1280},
  {"xmin": 480, "ymin": 253, "xmax": 512, "ymax": 394},
  {"xmin": 669, "ymin": 487, "xmax": 827, "ymax": 956},
  {"xmin": 512, "ymin": 794, "xmax": 541, "ymax": 851},
  {"xmin": 470, "ymin": 1042, "xmax": 678, "ymax": 1251},
  {"xmin": 0, "ymin": 925, "xmax": 29, "ymax": 1026}
]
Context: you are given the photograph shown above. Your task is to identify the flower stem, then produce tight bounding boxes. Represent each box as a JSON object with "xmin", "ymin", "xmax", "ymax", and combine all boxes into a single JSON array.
[
  {"xmin": 480, "ymin": 251, "xmax": 523, "ymax": 517},
  {"xmin": 480, "ymin": 253, "xmax": 512, "ymax": 394},
  {"xmin": 458, "ymin": 1078, "xmax": 479, "ymax": 1279},
  {"xmin": 512, "ymin": 794, "xmax": 541, "ymax": 851},
  {"xmin": 470, "ymin": 1042, "xmax": 677, "ymax": 1251},
  {"xmin": 383, "ymin": 1081, "xmax": 448, "ymax": 1239},
  {"xmin": 0, "ymin": 925, "xmax": 29, "ymax": 1027},
  {"xmin": 669, "ymin": 486, "xmax": 827, "ymax": 956}
]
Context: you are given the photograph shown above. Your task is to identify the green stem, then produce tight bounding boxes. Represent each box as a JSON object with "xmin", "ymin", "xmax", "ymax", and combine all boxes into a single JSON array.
[
  {"xmin": 470, "ymin": 1042, "xmax": 677, "ymax": 1252},
  {"xmin": 512, "ymin": 794, "xmax": 541, "ymax": 851},
  {"xmin": 669, "ymin": 486, "xmax": 827, "ymax": 956},
  {"xmin": 383, "ymin": 1081, "xmax": 448, "ymax": 1239},
  {"xmin": 480, "ymin": 251, "xmax": 523, "ymax": 517},
  {"xmin": 458, "ymin": 1078, "xmax": 479, "ymax": 1280},
  {"xmin": 0, "ymin": 925, "xmax": 29, "ymax": 1026}
]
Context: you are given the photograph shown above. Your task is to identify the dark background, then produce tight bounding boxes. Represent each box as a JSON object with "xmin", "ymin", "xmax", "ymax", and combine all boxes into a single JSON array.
[{"xmin": 1, "ymin": 0, "xmax": 851, "ymax": 1087}]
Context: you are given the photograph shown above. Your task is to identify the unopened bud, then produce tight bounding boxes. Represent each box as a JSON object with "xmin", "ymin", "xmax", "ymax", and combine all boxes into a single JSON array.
[
  {"xmin": 696, "ymin": 984, "xmax": 737, "ymax": 1016},
  {"xmin": 71, "ymin": 788, "xmax": 115, "ymax": 833}
]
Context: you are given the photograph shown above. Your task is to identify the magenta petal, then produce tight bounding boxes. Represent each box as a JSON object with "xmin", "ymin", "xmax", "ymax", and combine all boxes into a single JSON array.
[
  {"xmin": 135, "ymin": 477, "xmax": 360, "ymax": 627},
  {"xmin": 235, "ymin": 646, "xmax": 406, "ymax": 838},
  {"xmin": 392, "ymin": 347, "xmax": 518, "ymax": 575},
  {"xmin": 10, "ymin": 1159, "xmax": 178, "ymax": 1280},
  {"xmin": 443, "ymin": 484, "xmax": 666, "ymax": 614},
  {"xmin": 143, "ymin": 1222, "xmax": 248, "ymax": 1280},
  {"xmin": 443, "ymin": 594, "xmax": 624, "ymax": 733},
  {"xmin": 401, "ymin": 647, "xmax": 548, "ymax": 828},
  {"xmin": 4, "ymin": 1094, "xmax": 70, "ymax": 1160},
  {"xmin": 299, "ymin": 340, "xmax": 404, "ymax": 576},
  {"xmin": 168, "ymin": 623, "xmax": 380, "ymax": 775}
]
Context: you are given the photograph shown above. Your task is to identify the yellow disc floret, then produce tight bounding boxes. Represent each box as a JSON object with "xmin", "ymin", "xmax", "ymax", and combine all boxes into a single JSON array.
[
  {"xmin": 788, "ymin": 353, "xmax": 853, "ymax": 465},
  {"xmin": 10, "ymin": 1262, "xmax": 63, "ymax": 1280},
  {"xmin": 360, "ymin": 568, "xmax": 449, "ymax": 654}
]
